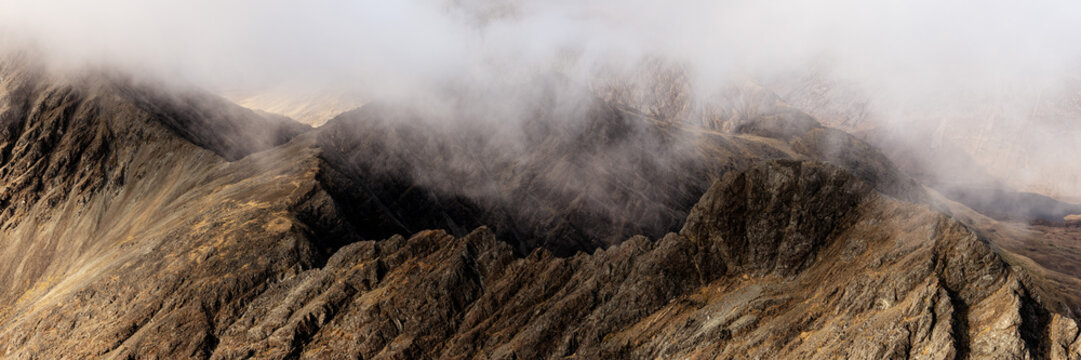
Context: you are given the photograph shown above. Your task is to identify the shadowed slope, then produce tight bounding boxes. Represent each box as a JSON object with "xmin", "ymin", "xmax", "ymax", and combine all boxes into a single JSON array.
[
  {"xmin": 205, "ymin": 160, "xmax": 1081, "ymax": 359},
  {"xmin": 0, "ymin": 57, "xmax": 1076, "ymax": 359},
  {"xmin": 311, "ymin": 82, "xmax": 926, "ymax": 255}
]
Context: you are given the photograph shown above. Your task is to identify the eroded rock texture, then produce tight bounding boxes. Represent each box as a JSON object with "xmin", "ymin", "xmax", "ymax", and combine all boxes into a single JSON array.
[
  {"xmin": 203, "ymin": 161, "xmax": 1081, "ymax": 360},
  {"xmin": 0, "ymin": 55, "xmax": 1078, "ymax": 359}
]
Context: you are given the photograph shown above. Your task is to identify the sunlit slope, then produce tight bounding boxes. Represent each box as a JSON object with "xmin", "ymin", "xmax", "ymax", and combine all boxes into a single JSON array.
[{"xmin": 0, "ymin": 56, "xmax": 1077, "ymax": 359}]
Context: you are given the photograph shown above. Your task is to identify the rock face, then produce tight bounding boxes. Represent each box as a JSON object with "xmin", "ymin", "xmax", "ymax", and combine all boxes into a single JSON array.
[
  {"xmin": 208, "ymin": 162, "xmax": 1081, "ymax": 359},
  {"xmin": 309, "ymin": 85, "xmax": 926, "ymax": 256},
  {"xmin": 681, "ymin": 160, "xmax": 872, "ymax": 276},
  {"xmin": 0, "ymin": 55, "xmax": 1078, "ymax": 359}
]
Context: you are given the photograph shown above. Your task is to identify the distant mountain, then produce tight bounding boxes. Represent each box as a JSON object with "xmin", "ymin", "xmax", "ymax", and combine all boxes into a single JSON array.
[
  {"xmin": 222, "ymin": 89, "xmax": 364, "ymax": 127},
  {"xmin": 775, "ymin": 72, "xmax": 1081, "ymax": 222}
]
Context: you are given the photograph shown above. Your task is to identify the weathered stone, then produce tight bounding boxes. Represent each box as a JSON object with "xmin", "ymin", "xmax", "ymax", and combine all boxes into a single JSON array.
[{"xmin": 0, "ymin": 54, "xmax": 1076, "ymax": 360}]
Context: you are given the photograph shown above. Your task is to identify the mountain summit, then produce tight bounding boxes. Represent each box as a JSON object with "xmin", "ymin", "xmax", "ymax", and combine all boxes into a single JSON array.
[{"xmin": 0, "ymin": 55, "xmax": 1079, "ymax": 359}]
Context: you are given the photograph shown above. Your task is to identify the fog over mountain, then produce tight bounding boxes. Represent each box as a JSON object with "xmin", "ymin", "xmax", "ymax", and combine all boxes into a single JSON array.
[
  {"xmin": 2, "ymin": 1, "xmax": 1081, "ymax": 358},
  {"xmin": 4, "ymin": 0, "xmax": 1080, "ymax": 199}
]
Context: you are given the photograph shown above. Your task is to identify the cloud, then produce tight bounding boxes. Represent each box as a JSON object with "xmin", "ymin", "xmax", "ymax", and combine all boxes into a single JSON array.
[
  {"xmin": 3, "ymin": 0, "xmax": 1081, "ymax": 198},
  {"xmin": 4, "ymin": 0, "xmax": 1080, "ymax": 95}
]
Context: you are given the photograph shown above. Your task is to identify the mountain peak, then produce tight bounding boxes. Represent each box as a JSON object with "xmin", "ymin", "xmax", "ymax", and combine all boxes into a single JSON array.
[{"xmin": 0, "ymin": 54, "xmax": 1078, "ymax": 359}]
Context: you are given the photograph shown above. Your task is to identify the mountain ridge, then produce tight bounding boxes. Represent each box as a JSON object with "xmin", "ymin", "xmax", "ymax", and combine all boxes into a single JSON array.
[{"xmin": 0, "ymin": 57, "xmax": 1078, "ymax": 359}]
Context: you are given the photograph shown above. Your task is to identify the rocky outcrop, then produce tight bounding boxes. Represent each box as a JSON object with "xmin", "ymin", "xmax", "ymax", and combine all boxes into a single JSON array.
[
  {"xmin": 681, "ymin": 160, "xmax": 872, "ymax": 276},
  {"xmin": 5, "ymin": 150, "xmax": 1062, "ymax": 358},
  {"xmin": 0, "ymin": 56, "xmax": 1077, "ymax": 359},
  {"xmin": 198, "ymin": 160, "xmax": 1078, "ymax": 359}
]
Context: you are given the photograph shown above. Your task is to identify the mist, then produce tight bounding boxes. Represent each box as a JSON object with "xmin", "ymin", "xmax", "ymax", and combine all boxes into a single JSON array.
[{"xmin": 3, "ymin": 0, "xmax": 1081, "ymax": 201}]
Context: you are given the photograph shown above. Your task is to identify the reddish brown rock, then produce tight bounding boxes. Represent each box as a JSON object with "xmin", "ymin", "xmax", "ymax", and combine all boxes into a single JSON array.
[{"xmin": 0, "ymin": 54, "xmax": 1077, "ymax": 359}]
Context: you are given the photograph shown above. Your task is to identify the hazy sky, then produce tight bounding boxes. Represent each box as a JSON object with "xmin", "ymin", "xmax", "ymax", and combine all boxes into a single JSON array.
[
  {"xmin": 3, "ymin": 0, "xmax": 1078, "ymax": 95},
  {"xmin": 3, "ymin": 0, "xmax": 1081, "ymax": 197}
]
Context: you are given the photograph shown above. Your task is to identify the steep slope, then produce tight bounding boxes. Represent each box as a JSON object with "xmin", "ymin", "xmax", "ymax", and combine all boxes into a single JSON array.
[
  {"xmin": 0, "ymin": 54, "xmax": 1077, "ymax": 360},
  {"xmin": 205, "ymin": 160, "xmax": 1081, "ymax": 359},
  {"xmin": 0, "ymin": 56, "xmax": 338, "ymax": 357},
  {"xmin": 311, "ymin": 82, "xmax": 925, "ymax": 255}
]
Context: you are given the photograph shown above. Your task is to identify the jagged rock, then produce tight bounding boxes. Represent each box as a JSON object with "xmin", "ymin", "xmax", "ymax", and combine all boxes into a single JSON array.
[
  {"xmin": 0, "ymin": 56, "xmax": 1077, "ymax": 359},
  {"xmin": 680, "ymin": 160, "xmax": 872, "ymax": 276},
  {"xmin": 202, "ymin": 160, "xmax": 1079, "ymax": 360}
]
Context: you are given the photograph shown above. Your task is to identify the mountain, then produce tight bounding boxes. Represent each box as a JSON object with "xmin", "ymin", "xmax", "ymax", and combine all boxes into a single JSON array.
[
  {"xmin": 222, "ymin": 89, "xmax": 364, "ymax": 127},
  {"xmin": 0, "ymin": 53, "xmax": 1079, "ymax": 359},
  {"xmin": 773, "ymin": 73, "xmax": 1081, "ymax": 223}
]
